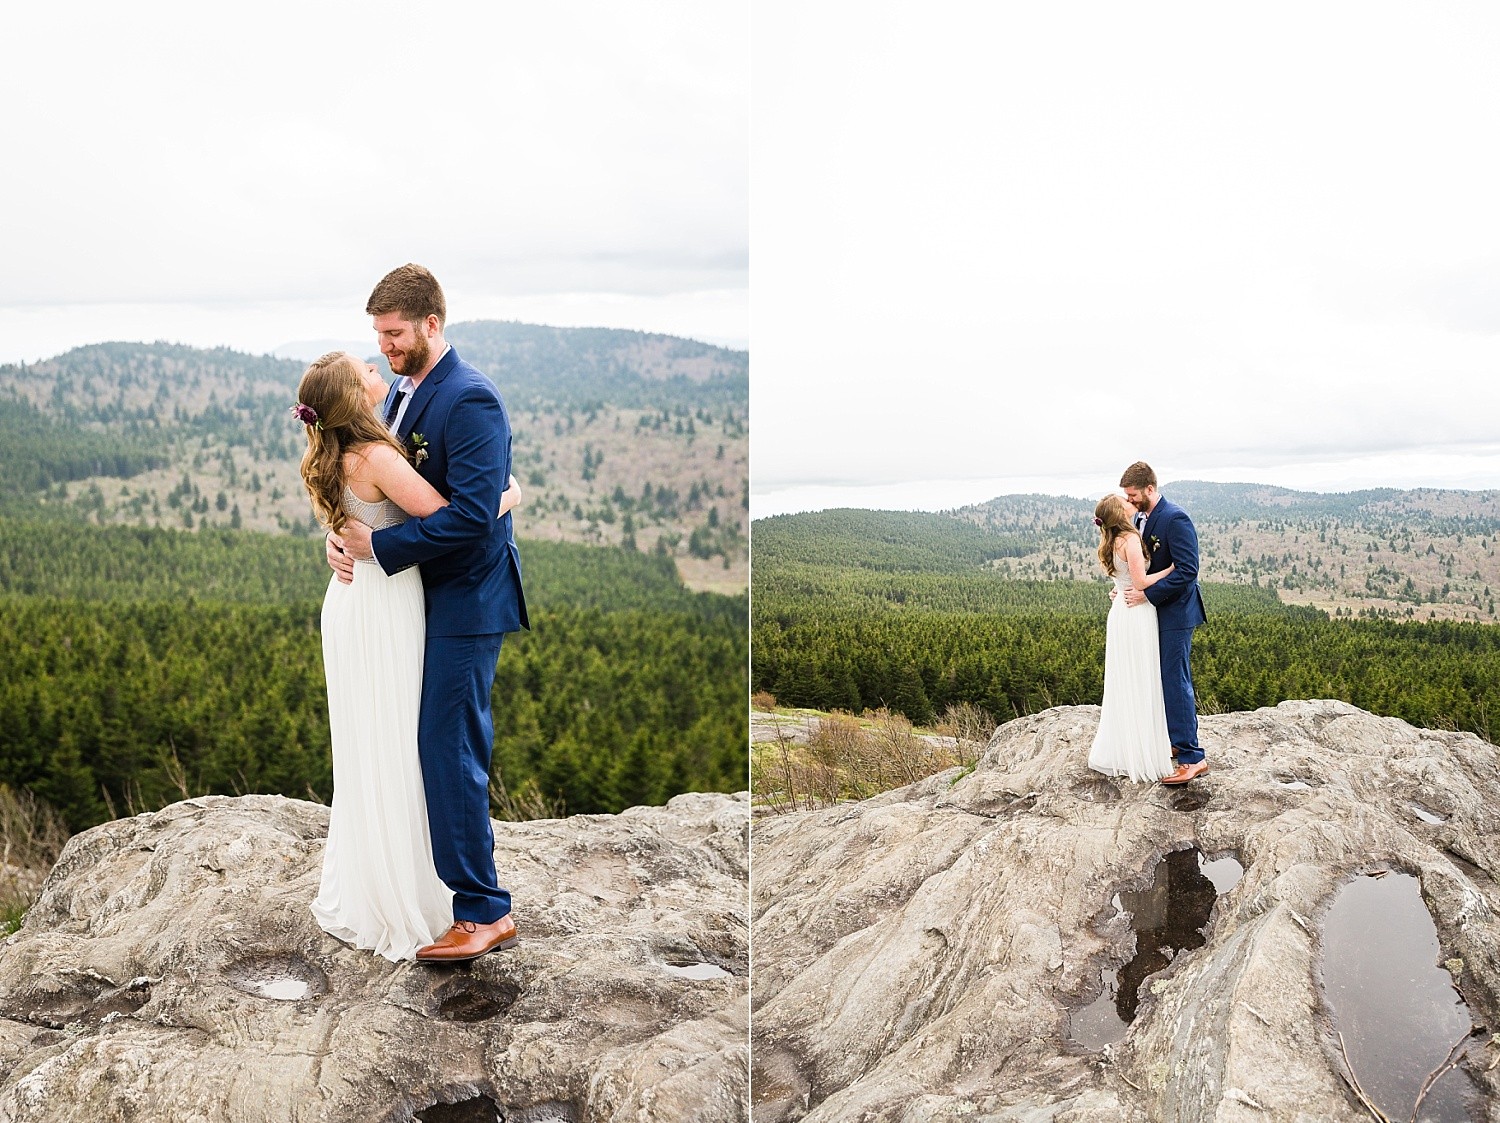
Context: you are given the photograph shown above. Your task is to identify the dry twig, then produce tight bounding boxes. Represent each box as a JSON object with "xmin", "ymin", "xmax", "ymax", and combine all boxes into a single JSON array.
[
  {"xmin": 1408, "ymin": 1027, "xmax": 1475, "ymax": 1123},
  {"xmin": 1336, "ymin": 1032, "xmax": 1392, "ymax": 1123}
]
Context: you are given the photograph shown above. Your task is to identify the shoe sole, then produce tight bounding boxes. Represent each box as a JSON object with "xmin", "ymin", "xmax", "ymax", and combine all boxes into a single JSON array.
[{"xmin": 415, "ymin": 936, "xmax": 519, "ymax": 964}]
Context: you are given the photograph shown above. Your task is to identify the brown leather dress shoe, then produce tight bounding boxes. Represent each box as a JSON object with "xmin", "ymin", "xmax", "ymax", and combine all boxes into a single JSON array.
[
  {"xmin": 415, "ymin": 915, "xmax": 518, "ymax": 963},
  {"xmin": 1160, "ymin": 760, "xmax": 1209, "ymax": 786}
]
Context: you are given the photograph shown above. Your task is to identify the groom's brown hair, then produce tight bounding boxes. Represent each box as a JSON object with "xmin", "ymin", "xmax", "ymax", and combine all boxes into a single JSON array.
[
  {"xmin": 366, "ymin": 263, "xmax": 447, "ymax": 329},
  {"xmin": 1120, "ymin": 461, "xmax": 1157, "ymax": 489}
]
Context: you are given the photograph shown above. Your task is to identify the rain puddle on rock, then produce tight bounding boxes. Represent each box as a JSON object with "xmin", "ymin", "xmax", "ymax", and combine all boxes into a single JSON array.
[
  {"xmin": 1071, "ymin": 847, "xmax": 1244, "ymax": 1050},
  {"xmin": 224, "ymin": 954, "xmax": 326, "ymax": 1002},
  {"xmin": 1409, "ymin": 803, "xmax": 1450, "ymax": 825},
  {"xmin": 1321, "ymin": 872, "xmax": 1477, "ymax": 1122},
  {"xmin": 240, "ymin": 977, "xmax": 311, "ymax": 1001},
  {"xmin": 664, "ymin": 962, "xmax": 732, "ymax": 981}
]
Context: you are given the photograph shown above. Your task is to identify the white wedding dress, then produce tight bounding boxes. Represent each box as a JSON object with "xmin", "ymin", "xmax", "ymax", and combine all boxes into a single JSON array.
[
  {"xmin": 310, "ymin": 489, "xmax": 453, "ymax": 961},
  {"xmin": 1087, "ymin": 546, "xmax": 1175, "ymax": 782}
]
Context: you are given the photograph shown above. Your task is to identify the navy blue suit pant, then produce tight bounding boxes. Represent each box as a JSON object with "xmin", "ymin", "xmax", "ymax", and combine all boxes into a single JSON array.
[
  {"xmin": 419, "ymin": 632, "xmax": 509, "ymax": 922},
  {"xmin": 1159, "ymin": 626, "xmax": 1203, "ymax": 764}
]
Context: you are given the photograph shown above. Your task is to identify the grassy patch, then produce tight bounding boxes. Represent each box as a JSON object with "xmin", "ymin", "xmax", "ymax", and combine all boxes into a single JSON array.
[{"xmin": 752, "ymin": 702, "xmax": 994, "ymax": 812}]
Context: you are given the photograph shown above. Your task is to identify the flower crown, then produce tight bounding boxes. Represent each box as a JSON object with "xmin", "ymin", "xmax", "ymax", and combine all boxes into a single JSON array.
[{"xmin": 290, "ymin": 402, "xmax": 322, "ymax": 431}]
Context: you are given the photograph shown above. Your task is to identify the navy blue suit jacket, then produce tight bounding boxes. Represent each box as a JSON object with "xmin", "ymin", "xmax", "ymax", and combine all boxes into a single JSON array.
[
  {"xmin": 1141, "ymin": 497, "xmax": 1207, "ymax": 632},
  {"xmin": 371, "ymin": 346, "xmax": 529, "ymax": 637}
]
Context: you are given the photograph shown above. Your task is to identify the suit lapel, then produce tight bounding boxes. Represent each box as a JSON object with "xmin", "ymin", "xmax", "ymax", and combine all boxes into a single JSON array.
[
  {"xmin": 394, "ymin": 345, "xmax": 459, "ymax": 441},
  {"xmin": 1142, "ymin": 498, "xmax": 1167, "ymax": 565}
]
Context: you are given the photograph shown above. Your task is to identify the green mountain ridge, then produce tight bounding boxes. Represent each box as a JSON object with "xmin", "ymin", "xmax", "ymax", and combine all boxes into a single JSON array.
[
  {"xmin": 1, "ymin": 320, "xmax": 748, "ymax": 422},
  {"xmin": 757, "ymin": 482, "xmax": 1500, "ymax": 623},
  {"xmin": 0, "ymin": 326, "xmax": 750, "ymax": 585}
]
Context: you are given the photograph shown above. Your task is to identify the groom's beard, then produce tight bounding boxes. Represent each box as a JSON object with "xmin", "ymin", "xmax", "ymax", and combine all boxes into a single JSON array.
[{"xmin": 389, "ymin": 332, "xmax": 431, "ymax": 377}]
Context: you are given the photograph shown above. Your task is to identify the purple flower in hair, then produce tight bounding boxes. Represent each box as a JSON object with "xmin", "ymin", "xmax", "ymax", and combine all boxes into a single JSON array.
[
  {"xmin": 291, "ymin": 402, "xmax": 322, "ymax": 430},
  {"xmin": 1093, "ymin": 516, "xmax": 1103, "ymax": 526}
]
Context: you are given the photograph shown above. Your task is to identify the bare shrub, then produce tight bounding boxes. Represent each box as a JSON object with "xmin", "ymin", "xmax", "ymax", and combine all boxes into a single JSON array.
[
  {"xmin": 803, "ymin": 711, "xmax": 866, "ymax": 803},
  {"xmin": 866, "ymin": 707, "xmax": 953, "ymax": 787},
  {"xmin": 752, "ymin": 708, "xmax": 981, "ymax": 813},
  {"xmin": 489, "ymin": 773, "xmax": 566, "ymax": 822},
  {"xmin": 751, "ymin": 728, "xmax": 807, "ymax": 814},
  {"xmin": 0, "ymin": 785, "xmax": 71, "ymax": 934},
  {"xmin": 749, "ymin": 745, "xmax": 787, "ymax": 814},
  {"xmin": 931, "ymin": 701, "xmax": 996, "ymax": 767},
  {"xmin": 751, "ymin": 690, "xmax": 778, "ymax": 712}
]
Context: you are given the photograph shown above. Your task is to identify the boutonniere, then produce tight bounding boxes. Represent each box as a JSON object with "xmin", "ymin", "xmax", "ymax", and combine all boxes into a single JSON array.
[
  {"xmin": 1148, "ymin": 534, "xmax": 1162, "ymax": 554},
  {"xmin": 408, "ymin": 432, "xmax": 429, "ymax": 467}
]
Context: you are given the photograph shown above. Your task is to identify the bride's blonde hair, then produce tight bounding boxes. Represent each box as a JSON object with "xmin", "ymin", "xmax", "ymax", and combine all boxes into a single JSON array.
[
  {"xmin": 1095, "ymin": 494, "xmax": 1140, "ymax": 577},
  {"xmin": 294, "ymin": 352, "xmax": 408, "ymax": 532}
]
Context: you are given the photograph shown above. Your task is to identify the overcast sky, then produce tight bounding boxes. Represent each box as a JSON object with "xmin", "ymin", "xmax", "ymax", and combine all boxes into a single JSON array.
[
  {"xmin": 0, "ymin": 2, "xmax": 747, "ymax": 365},
  {"xmin": 751, "ymin": 3, "xmax": 1500, "ymax": 516}
]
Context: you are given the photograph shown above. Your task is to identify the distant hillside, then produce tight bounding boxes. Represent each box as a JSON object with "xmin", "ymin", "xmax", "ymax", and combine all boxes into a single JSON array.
[
  {"xmin": 751, "ymin": 509, "xmax": 1032, "ymax": 573},
  {"xmin": 0, "ymin": 395, "xmax": 168, "ymax": 500},
  {"xmin": 753, "ymin": 506, "xmax": 1300, "ymax": 620},
  {"xmin": 755, "ymin": 482, "xmax": 1500, "ymax": 622},
  {"xmin": 952, "ymin": 481, "xmax": 1500, "ymax": 623},
  {"xmin": 0, "ymin": 324, "xmax": 747, "ymax": 593},
  {"xmin": 445, "ymin": 321, "xmax": 747, "ymax": 411}
]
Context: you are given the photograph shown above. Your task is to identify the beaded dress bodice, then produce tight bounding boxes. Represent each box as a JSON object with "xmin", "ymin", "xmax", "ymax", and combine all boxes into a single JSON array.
[{"xmin": 342, "ymin": 488, "xmax": 406, "ymax": 563}]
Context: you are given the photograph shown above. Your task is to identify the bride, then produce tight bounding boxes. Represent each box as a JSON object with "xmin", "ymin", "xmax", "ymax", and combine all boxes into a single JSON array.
[
  {"xmin": 293, "ymin": 351, "xmax": 521, "ymax": 961},
  {"xmin": 1087, "ymin": 493, "xmax": 1176, "ymax": 783}
]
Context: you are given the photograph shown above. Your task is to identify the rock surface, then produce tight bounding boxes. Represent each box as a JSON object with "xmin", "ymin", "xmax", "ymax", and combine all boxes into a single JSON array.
[
  {"xmin": 752, "ymin": 701, "xmax": 1500, "ymax": 1122},
  {"xmin": 0, "ymin": 792, "xmax": 748, "ymax": 1122}
]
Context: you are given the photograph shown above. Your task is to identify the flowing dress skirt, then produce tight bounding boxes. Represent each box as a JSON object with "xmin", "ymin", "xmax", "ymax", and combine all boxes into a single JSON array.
[
  {"xmin": 310, "ymin": 563, "xmax": 453, "ymax": 960},
  {"xmin": 1088, "ymin": 594, "xmax": 1175, "ymax": 782}
]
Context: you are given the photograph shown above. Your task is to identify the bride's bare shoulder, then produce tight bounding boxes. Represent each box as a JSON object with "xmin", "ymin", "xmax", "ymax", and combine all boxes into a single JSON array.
[{"xmin": 341, "ymin": 443, "xmax": 393, "ymax": 502}]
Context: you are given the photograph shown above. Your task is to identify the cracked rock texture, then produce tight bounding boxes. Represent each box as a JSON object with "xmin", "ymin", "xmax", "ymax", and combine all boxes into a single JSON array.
[
  {"xmin": 0, "ymin": 792, "xmax": 749, "ymax": 1122},
  {"xmin": 752, "ymin": 701, "xmax": 1500, "ymax": 1122}
]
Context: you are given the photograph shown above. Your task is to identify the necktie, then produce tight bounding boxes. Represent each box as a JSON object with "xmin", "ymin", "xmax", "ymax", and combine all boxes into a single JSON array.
[{"xmin": 384, "ymin": 389, "xmax": 407, "ymax": 428}]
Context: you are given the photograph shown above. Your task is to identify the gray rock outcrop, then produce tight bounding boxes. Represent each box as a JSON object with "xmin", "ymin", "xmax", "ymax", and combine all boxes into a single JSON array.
[
  {"xmin": 752, "ymin": 701, "xmax": 1500, "ymax": 1122},
  {"xmin": 0, "ymin": 791, "xmax": 749, "ymax": 1122}
]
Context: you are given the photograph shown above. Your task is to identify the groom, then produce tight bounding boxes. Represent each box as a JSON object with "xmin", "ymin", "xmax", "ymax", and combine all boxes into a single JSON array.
[
  {"xmin": 1119, "ymin": 461, "xmax": 1208, "ymax": 784},
  {"xmin": 328, "ymin": 264, "xmax": 529, "ymax": 960}
]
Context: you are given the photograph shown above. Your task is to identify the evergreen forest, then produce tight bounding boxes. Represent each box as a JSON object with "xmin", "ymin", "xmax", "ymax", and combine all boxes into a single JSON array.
[
  {"xmin": 0, "ymin": 517, "xmax": 746, "ymax": 831},
  {"xmin": 753, "ymin": 507, "xmax": 1500, "ymax": 744}
]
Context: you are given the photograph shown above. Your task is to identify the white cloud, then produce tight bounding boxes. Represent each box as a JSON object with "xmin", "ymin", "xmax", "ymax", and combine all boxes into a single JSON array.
[
  {"xmin": 751, "ymin": 2, "xmax": 1500, "ymax": 503},
  {"xmin": 0, "ymin": 1, "xmax": 746, "ymax": 357}
]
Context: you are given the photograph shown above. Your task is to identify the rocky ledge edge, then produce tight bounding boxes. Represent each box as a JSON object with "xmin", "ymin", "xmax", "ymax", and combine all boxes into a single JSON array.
[
  {"xmin": 0, "ymin": 790, "xmax": 749, "ymax": 1123},
  {"xmin": 752, "ymin": 700, "xmax": 1500, "ymax": 1122}
]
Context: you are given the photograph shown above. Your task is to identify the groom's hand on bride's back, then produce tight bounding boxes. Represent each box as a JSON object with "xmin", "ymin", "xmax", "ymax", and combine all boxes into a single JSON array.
[{"xmin": 326, "ymin": 531, "xmax": 357, "ymax": 585}]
